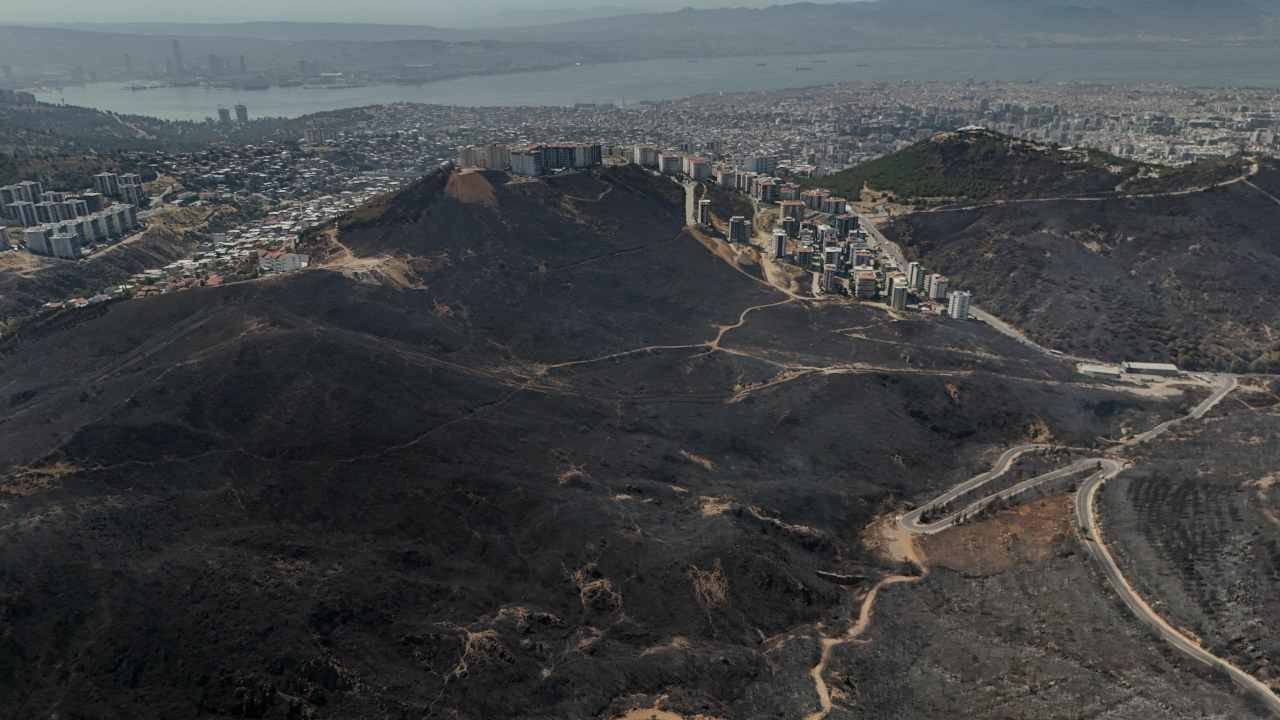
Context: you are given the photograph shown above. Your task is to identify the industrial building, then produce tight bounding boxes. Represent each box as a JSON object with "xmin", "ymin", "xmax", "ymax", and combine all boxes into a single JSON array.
[
  {"xmin": 947, "ymin": 290, "xmax": 972, "ymax": 320},
  {"xmin": 1122, "ymin": 361, "xmax": 1181, "ymax": 376},
  {"xmin": 259, "ymin": 251, "xmax": 311, "ymax": 273},
  {"xmin": 1078, "ymin": 363, "xmax": 1125, "ymax": 379}
]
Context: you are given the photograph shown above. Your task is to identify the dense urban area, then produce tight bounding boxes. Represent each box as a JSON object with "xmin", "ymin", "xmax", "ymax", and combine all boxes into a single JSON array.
[{"xmin": 3, "ymin": 78, "xmax": 1280, "ymax": 322}]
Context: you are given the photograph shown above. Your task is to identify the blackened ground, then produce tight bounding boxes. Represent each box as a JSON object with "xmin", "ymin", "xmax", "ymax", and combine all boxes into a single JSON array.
[
  {"xmin": 1099, "ymin": 383, "xmax": 1280, "ymax": 695},
  {"xmin": 0, "ymin": 167, "xmax": 1221, "ymax": 719},
  {"xmin": 825, "ymin": 495, "xmax": 1266, "ymax": 719},
  {"xmin": 882, "ymin": 161, "xmax": 1280, "ymax": 370}
]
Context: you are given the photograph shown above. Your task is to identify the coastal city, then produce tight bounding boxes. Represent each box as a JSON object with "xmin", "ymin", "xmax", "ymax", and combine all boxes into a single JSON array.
[
  {"xmin": 313, "ymin": 79, "xmax": 1280, "ymax": 172},
  {"xmin": 7, "ymin": 7, "xmax": 1280, "ymax": 720},
  {"xmin": 3, "ymin": 78, "xmax": 1279, "ymax": 316}
]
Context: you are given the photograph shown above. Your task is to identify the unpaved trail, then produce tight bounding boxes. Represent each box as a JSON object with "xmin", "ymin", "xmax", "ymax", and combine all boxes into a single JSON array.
[
  {"xmin": 797, "ymin": 375, "xmax": 1279, "ymax": 718},
  {"xmin": 804, "ymin": 521, "xmax": 927, "ymax": 720},
  {"xmin": 918, "ymin": 160, "xmax": 1259, "ymax": 215},
  {"xmin": 886, "ymin": 374, "xmax": 1280, "ymax": 716},
  {"xmin": 710, "ymin": 297, "xmax": 796, "ymax": 349}
]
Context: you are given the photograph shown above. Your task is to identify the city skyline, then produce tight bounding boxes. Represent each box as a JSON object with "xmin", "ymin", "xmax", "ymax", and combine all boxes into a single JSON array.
[{"xmin": 1, "ymin": 0, "xmax": 780, "ymax": 28}]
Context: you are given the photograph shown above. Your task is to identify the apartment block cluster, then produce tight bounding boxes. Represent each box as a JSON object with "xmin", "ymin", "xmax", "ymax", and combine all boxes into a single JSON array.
[
  {"xmin": 633, "ymin": 145, "xmax": 777, "ymax": 182},
  {"xmin": 456, "ymin": 142, "xmax": 603, "ymax": 176},
  {"xmin": 0, "ymin": 176, "xmax": 141, "ymax": 259},
  {"xmin": 770, "ymin": 211, "xmax": 971, "ymax": 320},
  {"xmin": 679, "ymin": 150, "xmax": 973, "ymax": 320}
]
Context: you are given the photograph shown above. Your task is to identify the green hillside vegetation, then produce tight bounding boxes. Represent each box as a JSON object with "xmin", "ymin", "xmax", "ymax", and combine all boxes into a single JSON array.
[
  {"xmin": 0, "ymin": 150, "xmax": 137, "ymax": 189},
  {"xmin": 811, "ymin": 129, "xmax": 1152, "ymax": 204}
]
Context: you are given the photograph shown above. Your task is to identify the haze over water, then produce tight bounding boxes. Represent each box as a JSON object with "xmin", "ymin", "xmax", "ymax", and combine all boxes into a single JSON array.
[{"xmin": 34, "ymin": 45, "xmax": 1280, "ymax": 120}]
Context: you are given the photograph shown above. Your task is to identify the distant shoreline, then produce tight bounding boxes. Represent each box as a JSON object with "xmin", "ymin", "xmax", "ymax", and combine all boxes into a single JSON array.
[{"xmin": 32, "ymin": 44, "xmax": 1280, "ymax": 122}]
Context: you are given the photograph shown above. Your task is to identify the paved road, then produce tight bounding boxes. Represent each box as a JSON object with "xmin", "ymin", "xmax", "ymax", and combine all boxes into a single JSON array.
[
  {"xmin": 1076, "ymin": 453, "xmax": 1280, "ymax": 716},
  {"xmin": 1124, "ymin": 374, "xmax": 1237, "ymax": 446},
  {"xmin": 899, "ymin": 444, "xmax": 1046, "ymax": 532},
  {"xmin": 860, "ymin": 213, "xmax": 1105, "ymax": 364},
  {"xmin": 897, "ymin": 374, "xmax": 1280, "ymax": 714},
  {"xmin": 903, "ymin": 454, "xmax": 1115, "ymax": 535}
]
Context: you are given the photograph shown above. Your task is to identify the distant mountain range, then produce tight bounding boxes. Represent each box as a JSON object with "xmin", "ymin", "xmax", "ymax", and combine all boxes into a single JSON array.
[{"xmin": 7, "ymin": 1, "xmax": 1280, "ymax": 78}]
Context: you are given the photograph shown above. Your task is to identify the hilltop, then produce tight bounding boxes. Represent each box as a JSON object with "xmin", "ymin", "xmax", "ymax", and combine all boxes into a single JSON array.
[
  {"xmin": 0, "ymin": 165, "xmax": 1255, "ymax": 719},
  {"xmin": 875, "ymin": 136, "xmax": 1280, "ymax": 369},
  {"xmin": 812, "ymin": 128, "xmax": 1250, "ymax": 206}
]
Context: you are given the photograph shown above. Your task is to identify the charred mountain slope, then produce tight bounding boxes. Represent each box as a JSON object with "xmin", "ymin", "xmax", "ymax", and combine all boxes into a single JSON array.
[
  {"xmin": 883, "ymin": 164, "xmax": 1280, "ymax": 369},
  {"xmin": 0, "ymin": 166, "xmax": 1216, "ymax": 719}
]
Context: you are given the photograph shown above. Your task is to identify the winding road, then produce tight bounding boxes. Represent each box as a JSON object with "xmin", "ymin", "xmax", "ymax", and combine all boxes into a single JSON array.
[
  {"xmin": 884, "ymin": 373, "xmax": 1280, "ymax": 716},
  {"xmin": 677, "ymin": 180, "xmax": 1279, "ymax": 717}
]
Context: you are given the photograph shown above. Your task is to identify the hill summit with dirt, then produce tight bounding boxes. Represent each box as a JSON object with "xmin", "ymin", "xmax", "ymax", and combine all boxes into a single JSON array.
[{"xmin": 0, "ymin": 165, "xmax": 1255, "ymax": 719}]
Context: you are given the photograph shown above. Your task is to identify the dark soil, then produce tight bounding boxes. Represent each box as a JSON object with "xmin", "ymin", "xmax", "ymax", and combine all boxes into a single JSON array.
[
  {"xmin": 883, "ymin": 161, "xmax": 1280, "ymax": 370},
  {"xmin": 0, "ymin": 166, "xmax": 1209, "ymax": 719},
  {"xmin": 1100, "ymin": 400, "xmax": 1280, "ymax": 693}
]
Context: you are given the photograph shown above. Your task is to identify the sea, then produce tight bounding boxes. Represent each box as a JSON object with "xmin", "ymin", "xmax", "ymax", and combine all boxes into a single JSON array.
[{"xmin": 31, "ymin": 45, "xmax": 1280, "ymax": 121}]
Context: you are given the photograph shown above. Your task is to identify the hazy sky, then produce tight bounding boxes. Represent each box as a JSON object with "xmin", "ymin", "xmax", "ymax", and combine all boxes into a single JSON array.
[{"xmin": 5, "ymin": 0, "xmax": 777, "ymax": 27}]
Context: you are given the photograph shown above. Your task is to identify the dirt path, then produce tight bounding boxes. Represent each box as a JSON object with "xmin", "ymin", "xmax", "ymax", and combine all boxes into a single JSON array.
[
  {"xmin": 919, "ymin": 161, "xmax": 1259, "ymax": 215},
  {"xmin": 804, "ymin": 520, "xmax": 926, "ymax": 720},
  {"xmin": 709, "ymin": 297, "xmax": 796, "ymax": 349},
  {"xmin": 881, "ymin": 374, "xmax": 1280, "ymax": 717}
]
